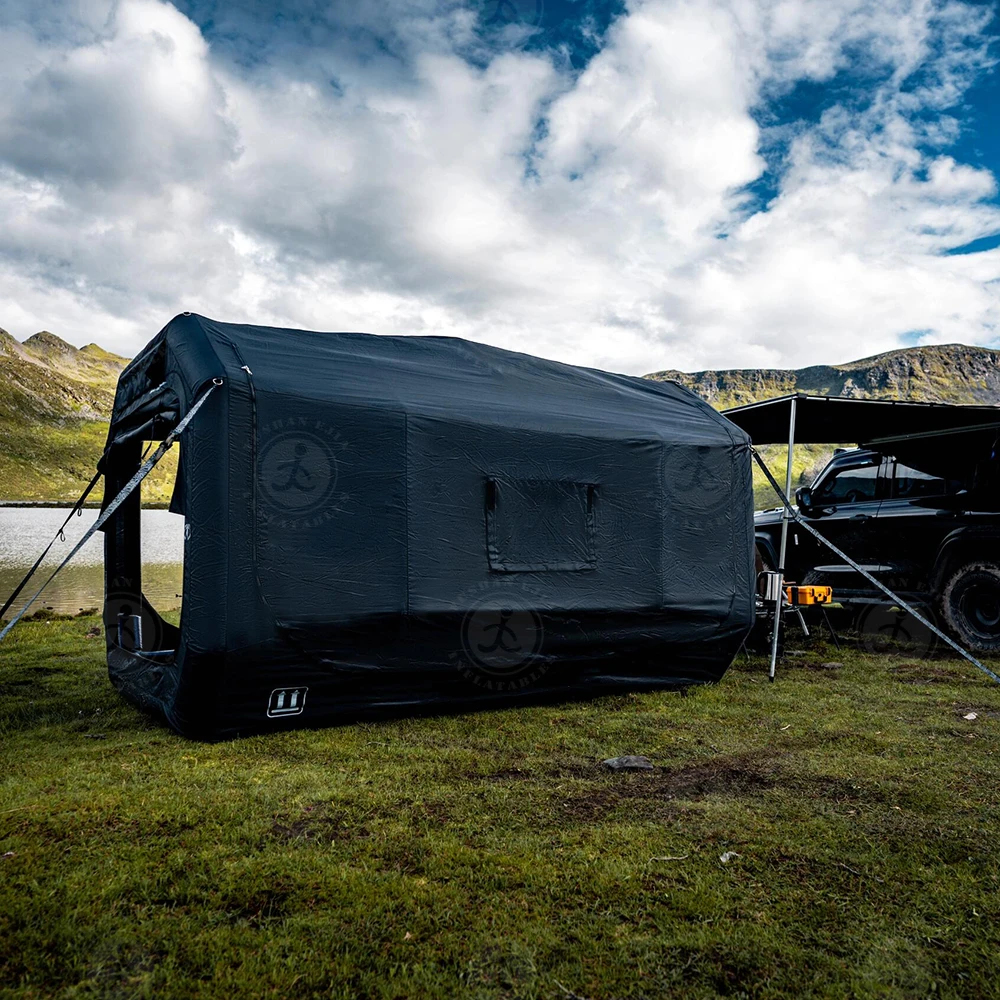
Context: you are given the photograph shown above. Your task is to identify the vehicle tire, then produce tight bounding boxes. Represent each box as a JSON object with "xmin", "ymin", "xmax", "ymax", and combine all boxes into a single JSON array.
[{"xmin": 937, "ymin": 562, "xmax": 1000, "ymax": 653}]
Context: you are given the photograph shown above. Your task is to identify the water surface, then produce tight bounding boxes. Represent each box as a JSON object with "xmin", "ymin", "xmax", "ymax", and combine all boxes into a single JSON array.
[{"xmin": 0, "ymin": 508, "xmax": 184, "ymax": 618}]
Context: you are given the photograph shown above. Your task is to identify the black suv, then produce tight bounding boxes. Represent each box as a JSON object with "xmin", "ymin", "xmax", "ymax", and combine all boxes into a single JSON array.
[{"xmin": 754, "ymin": 448, "xmax": 1000, "ymax": 651}]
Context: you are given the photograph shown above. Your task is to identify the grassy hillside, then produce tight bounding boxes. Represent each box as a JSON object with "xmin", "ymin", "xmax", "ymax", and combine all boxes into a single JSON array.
[
  {"xmin": 0, "ymin": 329, "xmax": 176, "ymax": 505},
  {"xmin": 645, "ymin": 343, "xmax": 1000, "ymax": 506}
]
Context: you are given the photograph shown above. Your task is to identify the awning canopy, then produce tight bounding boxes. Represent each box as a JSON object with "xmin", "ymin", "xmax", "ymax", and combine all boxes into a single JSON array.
[
  {"xmin": 723, "ymin": 392, "xmax": 1000, "ymax": 484},
  {"xmin": 722, "ymin": 393, "xmax": 1000, "ymax": 448}
]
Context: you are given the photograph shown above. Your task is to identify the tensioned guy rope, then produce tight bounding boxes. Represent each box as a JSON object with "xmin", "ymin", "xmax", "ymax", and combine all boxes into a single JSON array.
[{"xmin": 0, "ymin": 379, "xmax": 222, "ymax": 644}]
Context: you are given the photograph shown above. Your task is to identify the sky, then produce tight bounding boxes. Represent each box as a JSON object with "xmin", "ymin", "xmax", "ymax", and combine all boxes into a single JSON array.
[{"xmin": 0, "ymin": 0, "xmax": 999, "ymax": 375}]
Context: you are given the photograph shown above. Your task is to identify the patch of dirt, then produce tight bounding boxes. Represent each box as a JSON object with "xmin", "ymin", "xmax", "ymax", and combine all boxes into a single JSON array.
[
  {"xmin": 412, "ymin": 800, "xmax": 450, "ymax": 825},
  {"xmin": 889, "ymin": 662, "xmax": 963, "ymax": 684},
  {"xmin": 559, "ymin": 753, "xmax": 779, "ymax": 822},
  {"xmin": 954, "ymin": 706, "xmax": 1000, "ymax": 720},
  {"xmin": 559, "ymin": 785, "xmax": 630, "ymax": 822},
  {"xmin": 783, "ymin": 659, "xmax": 842, "ymax": 673},
  {"xmin": 484, "ymin": 767, "xmax": 531, "ymax": 782},
  {"xmin": 649, "ymin": 756, "xmax": 779, "ymax": 798},
  {"xmin": 787, "ymin": 774, "xmax": 879, "ymax": 804},
  {"xmin": 224, "ymin": 888, "xmax": 293, "ymax": 926},
  {"xmin": 809, "ymin": 661, "xmax": 844, "ymax": 672}
]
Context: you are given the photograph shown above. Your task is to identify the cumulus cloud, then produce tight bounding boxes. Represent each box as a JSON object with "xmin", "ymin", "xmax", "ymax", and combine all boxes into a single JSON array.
[{"xmin": 0, "ymin": 0, "xmax": 997, "ymax": 372}]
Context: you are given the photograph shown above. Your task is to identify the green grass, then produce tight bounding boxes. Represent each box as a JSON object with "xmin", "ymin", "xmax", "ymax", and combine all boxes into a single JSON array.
[
  {"xmin": 752, "ymin": 443, "xmax": 836, "ymax": 509},
  {"xmin": 0, "ymin": 418, "xmax": 178, "ymax": 506},
  {"xmin": 2, "ymin": 618, "xmax": 1000, "ymax": 999}
]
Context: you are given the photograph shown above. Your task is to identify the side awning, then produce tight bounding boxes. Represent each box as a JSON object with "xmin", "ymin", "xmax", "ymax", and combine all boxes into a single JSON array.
[
  {"xmin": 722, "ymin": 393, "xmax": 1000, "ymax": 447},
  {"xmin": 723, "ymin": 393, "xmax": 1000, "ymax": 479}
]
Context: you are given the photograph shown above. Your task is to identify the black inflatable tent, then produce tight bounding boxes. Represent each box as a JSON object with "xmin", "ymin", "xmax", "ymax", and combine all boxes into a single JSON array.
[{"xmin": 101, "ymin": 314, "xmax": 755, "ymax": 738}]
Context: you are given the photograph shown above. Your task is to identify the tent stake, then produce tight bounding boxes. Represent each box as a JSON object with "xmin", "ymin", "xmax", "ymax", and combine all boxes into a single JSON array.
[{"xmin": 768, "ymin": 395, "xmax": 797, "ymax": 681}]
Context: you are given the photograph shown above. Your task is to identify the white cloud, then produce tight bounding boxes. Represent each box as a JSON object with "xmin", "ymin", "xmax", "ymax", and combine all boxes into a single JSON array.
[{"xmin": 0, "ymin": 0, "xmax": 997, "ymax": 372}]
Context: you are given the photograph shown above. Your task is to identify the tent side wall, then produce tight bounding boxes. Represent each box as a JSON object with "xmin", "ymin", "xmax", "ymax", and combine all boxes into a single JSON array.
[{"xmin": 201, "ymin": 360, "xmax": 755, "ymax": 738}]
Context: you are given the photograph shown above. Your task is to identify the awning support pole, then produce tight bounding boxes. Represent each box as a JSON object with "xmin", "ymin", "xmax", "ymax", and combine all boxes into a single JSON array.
[{"xmin": 769, "ymin": 395, "xmax": 797, "ymax": 682}]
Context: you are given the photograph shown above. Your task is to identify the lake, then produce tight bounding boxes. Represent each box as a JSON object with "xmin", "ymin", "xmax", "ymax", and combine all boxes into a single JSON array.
[{"xmin": 0, "ymin": 507, "xmax": 184, "ymax": 619}]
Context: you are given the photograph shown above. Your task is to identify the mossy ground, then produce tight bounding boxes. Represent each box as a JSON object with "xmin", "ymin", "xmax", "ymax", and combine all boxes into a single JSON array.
[{"xmin": 1, "ymin": 617, "xmax": 999, "ymax": 999}]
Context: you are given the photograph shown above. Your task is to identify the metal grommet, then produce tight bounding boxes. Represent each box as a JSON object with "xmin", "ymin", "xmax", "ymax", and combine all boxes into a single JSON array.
[
  {"xmin": 212, "ymin": 377, "xmax": 224, "ymax": 386},
  {"xmin": 182, "ymin": 310, "xmax": 192, "ymax": 316}
]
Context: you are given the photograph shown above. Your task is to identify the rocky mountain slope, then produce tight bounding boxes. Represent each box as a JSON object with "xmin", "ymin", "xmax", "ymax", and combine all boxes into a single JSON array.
[
  {"xmin": 0, "ymin": 329, "xmax": 176, "ymax": 504},
  {"xmin": 645, "ymin": 344, "xmax": 1000, "ymax": 408},
  {"xmin": 645, "ymin": 343, "xmax": 1000, "ymax": 505}
]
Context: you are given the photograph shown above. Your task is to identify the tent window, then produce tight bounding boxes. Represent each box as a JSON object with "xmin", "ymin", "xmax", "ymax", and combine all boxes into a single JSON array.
[{"xmin": 486, "ymin": 478, "xmax": 597, "ymax": 573}]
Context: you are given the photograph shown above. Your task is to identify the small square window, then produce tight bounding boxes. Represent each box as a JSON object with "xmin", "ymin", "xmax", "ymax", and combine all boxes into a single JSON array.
[{"xmin": 486, "ymin": 478, "xmax": 597, "ymax": 573}]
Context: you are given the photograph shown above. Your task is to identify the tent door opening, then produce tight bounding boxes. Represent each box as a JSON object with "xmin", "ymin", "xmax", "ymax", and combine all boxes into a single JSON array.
[{"xmin": 102, "ymin": 389, "xmax": 185, "ymax": 664}]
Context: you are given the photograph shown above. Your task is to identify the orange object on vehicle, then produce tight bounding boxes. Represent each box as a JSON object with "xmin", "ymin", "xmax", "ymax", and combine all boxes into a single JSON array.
[{"xmin": 784, "ymin": 584, "xmax": 832, "ymax": 606}]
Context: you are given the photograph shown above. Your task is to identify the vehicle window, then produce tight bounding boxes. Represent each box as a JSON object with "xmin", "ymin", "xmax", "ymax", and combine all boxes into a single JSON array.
[
  {"xmin": 814, "ymin": 462, "xmax": 879, "ymax": 504},
  {"xmin": 892, "ymin": 462, "xmax": 963, "ymax": 499}
]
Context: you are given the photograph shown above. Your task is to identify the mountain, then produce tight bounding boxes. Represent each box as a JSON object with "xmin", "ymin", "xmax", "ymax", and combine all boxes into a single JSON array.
[
  {"xmin": 0, "ymin": 330, "xmax": 176, "ymax": 504},
  {"xmin": 645, "ymin": 343, "xmax": 1000, "ymax": 408},
  {"xmin": 646, "ymin": 343, "xmax": 1000, "ymax": 506}
]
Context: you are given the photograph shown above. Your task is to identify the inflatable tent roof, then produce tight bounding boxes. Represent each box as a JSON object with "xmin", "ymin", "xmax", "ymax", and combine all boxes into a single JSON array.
[{"xmin": 102, "ymin": 314, "xmax": 755, "ymax": 738}]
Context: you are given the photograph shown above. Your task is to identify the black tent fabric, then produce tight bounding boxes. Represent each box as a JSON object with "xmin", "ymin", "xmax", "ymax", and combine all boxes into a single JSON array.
[
  {"xmin": 723, "ymin": 393, "xmax": 1000, "ymax": 487},
  {"xmin": 723, "ymin": 393, "xmax": 1000, "ymax": 446},
  {"xmin": 102, "ymin": 314, "xmax": 755, "ymax": 738}
]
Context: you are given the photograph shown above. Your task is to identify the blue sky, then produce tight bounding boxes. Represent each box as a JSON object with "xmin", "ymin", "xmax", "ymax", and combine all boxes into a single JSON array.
[
  {"xmin": 950, "ymin": 49, "xmax": 1000, "ymax": 251},
  {"xmin": 0, "ymin": 0, "xmax": 998, "ymax": 373}
]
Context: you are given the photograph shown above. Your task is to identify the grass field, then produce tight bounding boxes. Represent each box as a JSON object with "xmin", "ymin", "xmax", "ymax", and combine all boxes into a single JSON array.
[{"xmin": 1, "ymin": 616, "xmax": 999, "ymax": 999}]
